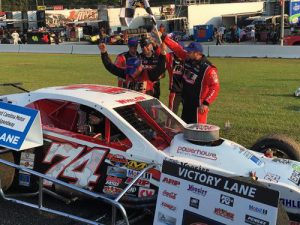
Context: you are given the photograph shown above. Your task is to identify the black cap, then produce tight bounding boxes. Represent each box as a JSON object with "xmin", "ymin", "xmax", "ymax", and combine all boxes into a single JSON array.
[{"xmin": 140, "ymin": 38, "xmax": 152, "ymax": 48}]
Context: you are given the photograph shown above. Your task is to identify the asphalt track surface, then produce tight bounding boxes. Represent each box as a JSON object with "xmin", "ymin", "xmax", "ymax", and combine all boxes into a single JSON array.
[{"xmin": 0, "ymin": 195, "xmax": 154, "ymax": 225}]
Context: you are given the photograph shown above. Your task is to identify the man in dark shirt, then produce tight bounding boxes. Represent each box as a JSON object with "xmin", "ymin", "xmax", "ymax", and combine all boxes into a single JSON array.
[
  {"xmin": 99, "ymin": 41, "xmax": 166, "ymax": 97},
  {"xmin": 78, "ymin": 109, "xmax": 105, "ymax": 137}
]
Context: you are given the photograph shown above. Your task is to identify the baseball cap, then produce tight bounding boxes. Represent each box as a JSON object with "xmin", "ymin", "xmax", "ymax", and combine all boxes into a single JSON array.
[
  {"xmin": 140, "ymin": 38, "xmax": 152, "ymax": 48},
  {"xmin": 184, "ymin": 42, "xmax": 203, "ymax": 53},
  {"xmin": 128, "ymin": 37, "xmax": 138, "ymax": 47},
  {"xmin": 125, "ymin": 57, "xmax": 141, "ymax": 77}
]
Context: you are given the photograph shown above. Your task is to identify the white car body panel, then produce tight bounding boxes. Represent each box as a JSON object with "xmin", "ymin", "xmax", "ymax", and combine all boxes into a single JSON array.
[{"xmin": 1, "ymin": 84, "xmax": 299, "ymax": 216}]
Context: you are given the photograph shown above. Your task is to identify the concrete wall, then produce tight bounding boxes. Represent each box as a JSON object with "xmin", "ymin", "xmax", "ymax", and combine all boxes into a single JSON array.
[
  {"xmin": 208, "ymin": 45, "xmax": 300, "ymax": 58},
  {"xmin": 0, "ymin": 44, "xmax": 299, "ymax": 59},
  {"xmin": 187, "ymin": 2, "xmax": 264, "ymax": 32}
]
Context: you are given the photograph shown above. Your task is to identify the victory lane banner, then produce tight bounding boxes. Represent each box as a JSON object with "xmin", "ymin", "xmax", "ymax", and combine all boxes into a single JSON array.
[
  {"xmin": 154, "ymin": 160, "xmax": 279, "ymax": 225},
  {"xmin": 0, "ymin": 102, "xmax": 43, "ymax": 151}
]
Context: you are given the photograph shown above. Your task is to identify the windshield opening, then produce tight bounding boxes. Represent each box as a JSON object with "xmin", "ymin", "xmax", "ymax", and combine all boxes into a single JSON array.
[{"xmin": 114, "ymin": 99, "xmax": 184, "ymax": 150}]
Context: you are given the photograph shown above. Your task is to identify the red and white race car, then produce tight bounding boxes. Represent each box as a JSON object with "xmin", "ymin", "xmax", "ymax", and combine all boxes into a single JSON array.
[{"xmin": 0, "ymin": 84, "xmax": 299, "ymax": 224}]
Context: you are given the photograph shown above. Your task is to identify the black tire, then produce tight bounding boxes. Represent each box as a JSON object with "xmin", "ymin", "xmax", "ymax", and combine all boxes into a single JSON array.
[
  {"xmin": 0, "ymin": 150, "xmax": 15, "ymax": 191},
  {"xmin": 251, "ymin": 134, "xmax": 300, "ymax": 161},
  {"xmin": 232, "ymin": 176, "xmax": 290, "ymax": 225}
]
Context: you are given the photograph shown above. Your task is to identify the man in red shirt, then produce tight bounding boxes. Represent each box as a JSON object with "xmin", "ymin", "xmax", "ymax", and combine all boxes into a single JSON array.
[
  {"xmin": 162, "ymin": 34, "xmax": 220, "ymax": 124},
  {"xmin": 114, "ymin": 37, "xmax": 140, "ymax": 87},
  {"xmin": 99, "ymin": 42, "xmax": 166, "ymax": 97}
]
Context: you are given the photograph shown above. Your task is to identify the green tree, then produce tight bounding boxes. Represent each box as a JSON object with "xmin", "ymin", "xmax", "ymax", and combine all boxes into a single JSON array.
[{"xmin": 2, "ymin": 0, "xmax": 29, "ymax": 11}]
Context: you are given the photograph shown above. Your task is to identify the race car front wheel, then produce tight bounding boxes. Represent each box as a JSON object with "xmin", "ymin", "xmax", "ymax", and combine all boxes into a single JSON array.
[
  {"xmin": 0, "ymin": 150, "xmax": 15, "ymax": 191},
  {"xmin": 251, "ymin": 134, "xmax": 300, "ymax": 161}
]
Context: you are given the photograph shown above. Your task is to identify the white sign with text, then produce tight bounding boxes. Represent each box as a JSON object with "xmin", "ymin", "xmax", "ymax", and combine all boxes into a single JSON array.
[
  {"xmin": 0, "ymin": 102, "xmax": 43, "ymax": 151},
  {"xmin": 154, "ymin": 160, "xmax": 279, "ymax": 225}
]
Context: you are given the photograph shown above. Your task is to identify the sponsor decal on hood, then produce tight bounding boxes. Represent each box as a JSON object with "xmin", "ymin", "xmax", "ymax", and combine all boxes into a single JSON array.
[{"xmin": 176, "ymin": 146, "xmax": 217, "ymax": 160}]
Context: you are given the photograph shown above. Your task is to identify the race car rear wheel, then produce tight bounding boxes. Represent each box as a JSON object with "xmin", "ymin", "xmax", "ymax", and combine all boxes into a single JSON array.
[
  {"xmin": 251, "ymin": 134, "xmax": 300, "ymax": 161},
  {"xmin": 0, "ymin": 150, "xmax": 15, "ymax": 191}
]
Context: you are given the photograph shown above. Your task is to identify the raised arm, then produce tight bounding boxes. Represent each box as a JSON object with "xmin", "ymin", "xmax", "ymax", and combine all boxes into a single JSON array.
[
  {"xmin": 162, "ymin": 34, "xmax": 187, "ymax": 60},
  {"xmin": 99, "ymin": 43, "xmax": 126, "ymax": 79}
]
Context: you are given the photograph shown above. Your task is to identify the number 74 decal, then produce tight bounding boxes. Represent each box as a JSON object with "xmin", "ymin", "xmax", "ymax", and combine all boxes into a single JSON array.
[{"xmin": 42, "ymin": 143, "xmax": 108, "ymax": 190}]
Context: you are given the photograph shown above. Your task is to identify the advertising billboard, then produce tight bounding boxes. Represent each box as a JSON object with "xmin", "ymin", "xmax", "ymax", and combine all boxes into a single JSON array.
[{"xmin": 289, "ymin": 0, "xmax": 300, "ymax": 24}]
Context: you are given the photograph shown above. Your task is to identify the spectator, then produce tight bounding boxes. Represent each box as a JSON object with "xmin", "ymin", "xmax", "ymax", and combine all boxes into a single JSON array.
[
  {"xmin": 11, "ymin": 30, "xmax": 19, "ymax": 45},
  {"xmin": 218, "ymin": 25, "xmax": 226, "ymax": 43},
  {"xmin": 60, "ymin": 29, "xmax": 66, "ymax": 42},
  {"xmin": 99, "ymin": 27, "xmax": 108, "ymax": 44},
  {"xmin": 158, "ymin": 24, "xmax": 166, "ymax": 37},
  {"xmin": 54, "ymin": 33, "xmax": 60, "ymax": 45},
  {"xmin": 290, "ymin": 26, "xmax": 296, "ymax": 34},
  {"xmin": 235, "ymin": 26, "xmax": 241, "ymax": 43},
  {"xmin": 216, "ymin": 31, "xmax": 222, "ymax": 45},
  {"xmin": 21, "ymin": 33, "xmax": 27, "ymax": 44},
  {"xmin": 250, "ymin": 28, "xmax": 256, "ymax": 43}
]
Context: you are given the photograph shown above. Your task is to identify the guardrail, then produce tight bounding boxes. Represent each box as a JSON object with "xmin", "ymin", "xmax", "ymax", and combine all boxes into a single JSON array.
[
  {"xmin": 0, "ymin": 149, "xmax": 157, "ymax": 225},
  {"xmin": 0, "ymin": 44, "xmax": 299, "ymax": 58}
]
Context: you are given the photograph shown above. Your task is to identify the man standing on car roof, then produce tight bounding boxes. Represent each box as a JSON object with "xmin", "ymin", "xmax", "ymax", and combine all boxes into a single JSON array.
[
  {"xmin": 113, "ymin": 37, "xmax": 140, "ymax": 88},
  {"xmin": 162, "ymin": 34, "xmax": 220, "ymax": 124},
  {"xmin": 99, "ymin": 41, "xmax": 166, "ymax": 97}
]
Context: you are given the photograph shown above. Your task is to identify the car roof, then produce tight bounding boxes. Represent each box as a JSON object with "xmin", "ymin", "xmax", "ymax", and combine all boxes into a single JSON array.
[{"xmin": 31, "ymin": 84, "xmax": 154, "ymax": 109}]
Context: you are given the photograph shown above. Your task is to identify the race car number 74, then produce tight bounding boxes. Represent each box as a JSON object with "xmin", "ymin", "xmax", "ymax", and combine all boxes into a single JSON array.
[{"xmin": 42, "ymin": 143, "xmax": 108, "ymax": 189}]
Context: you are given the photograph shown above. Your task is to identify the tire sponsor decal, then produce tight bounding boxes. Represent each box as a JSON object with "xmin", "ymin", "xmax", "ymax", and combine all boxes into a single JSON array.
[
  {"xmin": 126, "ymin": 160, "xmax": 148, "ymax": 170},
  {"xmin": 162, "ymin": 176, "xmax": 180, "ymax": 187},
  {"xmin": 125, "ymin": 177, "xmax": 150, "ymax": 188},
  {"xmin": 248, "ymin": 205, "xmax": 268, "ymax": 215},
  {"xmin": 107, "ymin": 154, "xmax": 128, "ymax": 167},
  {"xmin": 189, "ymin": 197, "xmax": 200, "ymax": 209},
  {"xmin": 244, "ymin": 214, "xmax": 269, "ymax": 225},
  {"xmin": 264, "ymin": 173, "xmax": 280, "ymax": 183},
  {"xmin": 107, "ymin": 166, "xmax": 127, "ymax": 178},
  {"xmin": 219, "ymin": 194, "xmax": 234, "ymax": 207},
  {"xmin": 103, "ymin": 186, "xmax": 123, "ymax": 195},
  {"xmin": 138, "ymin": 187, "xmax": 155, "ymax": 197},
  {"xmin": 157, "ymin": 212, "xmax": 176, "ymax": 225},
  {"xmin": 214, "ymin": 208, "xmax": 235, "ymax": 221},
  {"xmin": 161, "ymin": 201, "xmax": 177, "ymax": 211},
  {"xmin": 105, "ymin": 176, "xmax": 122, "ymax": 187},
  {"xmin": 126, "ymin": 169, "xmax": 152, "ymax": 180},
  {"xmin": 288, "ymin": 170, "xmax": 300, "ymax": 186},
  {"xmin": 187, "ymin": 184, "xmax": 207, "ymax": 196}
]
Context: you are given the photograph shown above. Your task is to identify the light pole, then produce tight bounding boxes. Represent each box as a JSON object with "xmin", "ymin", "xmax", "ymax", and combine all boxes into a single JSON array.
[
  {"xmin": 0, "ymin": 0, "xmax": 2, "ymax": 12},
  {"xmin": 36, "ymin": 0, "xmax": 38, "ymax": 8}
]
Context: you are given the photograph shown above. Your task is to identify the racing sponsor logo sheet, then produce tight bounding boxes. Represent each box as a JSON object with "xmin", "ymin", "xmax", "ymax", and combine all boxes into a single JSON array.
[{"xmin": 154, "ymin": 160, "xmax": 279, "ymax": 225}]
